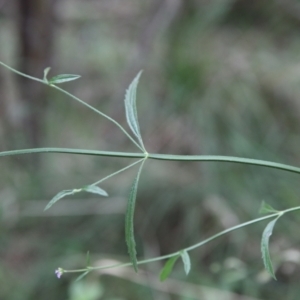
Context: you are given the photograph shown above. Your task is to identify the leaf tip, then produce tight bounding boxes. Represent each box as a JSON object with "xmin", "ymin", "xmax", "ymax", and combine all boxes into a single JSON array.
[
  {"xmin": 159, "ymin": 255, "xmax": 180, "ymax": 281},
  {"xmin": 180, "ymin": 250, "xmax": 191, "ymax": 275},
  {"xmin": 43, "ymin": 67, "xmax": 51, "ymax": 82},
  {"xmin": 83, "ymin": 185, "xmax": 108, "ymax": 197},
  {"xmin": 49, "ymin": 74, "xmax": 81, "ymax": 84},
  {"xmin": 43, "ymin": 205, "xmax": 50, "ymax": 211},
  {"xmin": 259, "ymin": 201, "xmax": 278, "ymax": 215}
]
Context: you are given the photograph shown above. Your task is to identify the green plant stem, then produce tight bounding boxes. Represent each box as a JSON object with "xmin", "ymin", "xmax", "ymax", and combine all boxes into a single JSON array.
[
  {"xmin": 50, "ymin": 85, "xmax": 143, "ymax": 151},
  {"xmin": 0, "ymin": 61, "xmax": 45, "ymax": 83},
  {"xmin": 1, "ymin": 148, "xmax": 300, "ymax": 175},
  {"xmin": 62, "ymin": 206, "xmax": 300, "ymax": 274},
  {"xmin": 0, "ymin": 61, "xmax": 143, "ymax": 152},
  {"xmin": 90, "ymin": 158, "xmax": 145, "ymax": 186}
]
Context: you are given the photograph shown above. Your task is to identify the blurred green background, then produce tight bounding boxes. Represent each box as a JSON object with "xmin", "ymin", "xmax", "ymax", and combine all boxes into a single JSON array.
[{"xmin": 1, "ymin": 0, "xmax": 300, "ymax": 299}]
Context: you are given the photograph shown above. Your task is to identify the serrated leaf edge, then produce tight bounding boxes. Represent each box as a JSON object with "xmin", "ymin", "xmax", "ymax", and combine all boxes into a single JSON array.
[
  {"xmin": 261, "ymin": 217, "xmax": 279, "ymax": 280},
  {"xmin": 124, "ymin": 71, "xmax": 145, "ymax": 150},
  {"xmin": 125, "ymin": 160, "xmax": 146, "ymax": 272}
]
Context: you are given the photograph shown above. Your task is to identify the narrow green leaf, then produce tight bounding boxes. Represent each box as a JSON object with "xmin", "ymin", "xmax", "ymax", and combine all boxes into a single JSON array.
[
  {"xmin": 45, "ymin": 185, "xmax": 107, "ymax": 211},
  {"xmin": 259, "ymin": 201, "xmax": 279, "ymax": 215},
  {"xmin": 124, "ymin": 71, "xmax": 145, "ymax": 150},
  {"xmin": 86, "ymin": 251, "xmax": 90, "ymax": 266},
  {"xmin": 43, "ymin": 67, "xmax": 51, "ymax": 82},
  {"xmin": 75, "ymin": 271, "xmax": 90, "ymax": 282},
  {"xmin": 125, "ymin": 175, "xmax": 139, "ymax": 272},
  {"xmin": 83, "ymin": 185, "xmax": 108, "ymax": 197},
  {"xmin": 49, "ymin": 74, "xmax": 81, "ymax": 84},
  {"xmin": 125, "ymin": 160, "xmax": 145, "ymax": 272},
  {"xmin": 159, "ymin": 255, "xmax": 180, "ymax": 281},
  {"xmin": 180, "ymin": 250, "xmax": 191, "ymax": 275},
  {"xmin": 44, "ymin": 189, "xmax": 77, "ymax": 210},
  {"xmin": 261, "ymin": 218, "xmax": 278, "ymax": 279}
]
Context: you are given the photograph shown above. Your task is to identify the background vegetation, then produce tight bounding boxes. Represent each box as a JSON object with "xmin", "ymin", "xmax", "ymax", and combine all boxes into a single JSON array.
[{"xmin": 1, "ymin": 0, "xmax": 300, "ymax": 299}]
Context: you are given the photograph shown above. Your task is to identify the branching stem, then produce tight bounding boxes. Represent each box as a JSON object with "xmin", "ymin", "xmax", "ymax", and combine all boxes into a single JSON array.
[
  {"xmin": 62, "ymin": 205, "xmax": 300, "ymax": 275},
  {"xmin": 0, "ymin": 61, "xmax": 144, "ymax": 152}
]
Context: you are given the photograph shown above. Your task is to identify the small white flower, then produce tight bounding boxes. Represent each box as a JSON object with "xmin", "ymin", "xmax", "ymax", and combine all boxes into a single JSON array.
[{"xmin": 55, "ymin": 268, "xmax": 63, "ymax": 279}]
